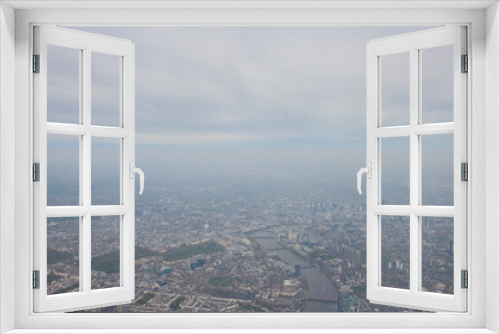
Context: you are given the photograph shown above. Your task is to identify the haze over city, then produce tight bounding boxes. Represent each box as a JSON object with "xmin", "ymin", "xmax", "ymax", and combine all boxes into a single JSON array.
[{"xmin": 45, "ymin": 26, "xmax": 455, "ymax": 313}]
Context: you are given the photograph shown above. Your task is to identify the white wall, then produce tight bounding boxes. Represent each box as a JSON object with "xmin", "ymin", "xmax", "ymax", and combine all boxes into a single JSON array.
[
  {"xmin": 0, "ymin": 2, "xmax": 16, "ymax": 333},
  {"xmin": 4, "ymin": 3, "xmax": 497, "ymax": 332},
  {"xmin": 486, "ymin": 2, "xmax": 500, "ymax": 333}
]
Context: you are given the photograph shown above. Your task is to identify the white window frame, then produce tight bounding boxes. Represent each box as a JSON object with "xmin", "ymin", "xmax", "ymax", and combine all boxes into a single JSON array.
[
  {"xmin": 33, "ymin": 26, "xmax": 136, "ymax": 313},
  {"xmin": 365, "ymin": 26, "xmax": 468, "ymax": 312},
  {"xmin": 0, "ymin": 1, "xmax": 498, "ymax": 333}
]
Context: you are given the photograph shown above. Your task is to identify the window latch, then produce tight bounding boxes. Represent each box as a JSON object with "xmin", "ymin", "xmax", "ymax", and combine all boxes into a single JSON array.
[
  {"xmin": 129, "ymin": 161, "xmax": 145, "ymax": 195},
  {"xmin": 357, "ymin": 162, "xmax": 372, "ymax": 195}
]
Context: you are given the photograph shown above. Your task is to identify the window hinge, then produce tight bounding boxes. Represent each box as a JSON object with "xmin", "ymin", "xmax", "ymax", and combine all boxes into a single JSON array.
[
  {"xmin": 33, "ymin": 163, "xmax": 40, "ymax": 182},
  {"xmin": 461, "ymin": 270, "xmax": 468, "ymax": 289},
  {"xmin": 33, "ymin": 54, "xmax": 40, "ymax": 73},
  {"xmin": 461, "ymin": 162, "xmax": 468, "ymax": 181},
  {"xmin": 461, "ymin": 54, "xmax": 468, "ymax": 73},
  {"xmin": 33, "ymin": 270, "xmax": 40, "ymax": 289}
]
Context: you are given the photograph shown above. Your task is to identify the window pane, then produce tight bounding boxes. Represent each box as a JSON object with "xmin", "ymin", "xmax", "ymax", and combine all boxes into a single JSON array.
[
  {"xmin": 421, "ymin": 134, "xmax": 454, "ymax": 206},
  {"xmin": 47, "ymin": 45, "xmax": 80, "ymax": 124},
  {"xmin": 381, "ymin": 137, "xmax": 410, "ymax": 205},
  {"xmin": 47, "ymin": 217, "xmax": 80, "ymax": 295},
  {"xmin": 421, "ymin": 45, "xmax": 454, "ymax": 124},
  {"xmin": 92, "ymin": 137, "xmax": 121, "ymax": 206},
  {"xmin": 92, "ymin": 52, "xmax": 121, "ymax": 127},
  {"xmin": 91, "ymin": 216, "xmax": 121, "ymax": 290},
  {"xmin": 381, "ymin": 215, "xmax": 410, "ymax": 290},
  {"xmin": 421, "ymin": 217, "xmax": 454, "ymax": 294},
  {"xmin": 380, "ymin": 52, "xmax": 410, "ymax": 127},
  {"xmin": 47, "ymin": 134, "xmax": 80, "ymax": 206}
]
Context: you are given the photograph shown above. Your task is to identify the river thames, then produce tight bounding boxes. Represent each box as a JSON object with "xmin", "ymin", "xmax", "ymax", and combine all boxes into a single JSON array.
[{"xmin": 253, "ymin": 231, "xmax": 338, "ymax": 312}]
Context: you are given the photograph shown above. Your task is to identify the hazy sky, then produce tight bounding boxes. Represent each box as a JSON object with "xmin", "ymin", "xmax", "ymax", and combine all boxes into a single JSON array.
[{"xmin": 47, "ymin": 26, "xmax": 454, "ymax": 184}]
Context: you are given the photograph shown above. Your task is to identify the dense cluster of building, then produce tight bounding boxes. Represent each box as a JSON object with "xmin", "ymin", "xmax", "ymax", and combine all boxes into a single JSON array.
[{"xmin": 46, "ymin": 176, "xmax": 454, "ymax": 312}]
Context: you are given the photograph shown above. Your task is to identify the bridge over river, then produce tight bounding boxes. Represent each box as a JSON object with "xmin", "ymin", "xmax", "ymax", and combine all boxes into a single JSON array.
[{"xmin": 253, "ymin": 232, "xmax": 338, "ymax": 312}]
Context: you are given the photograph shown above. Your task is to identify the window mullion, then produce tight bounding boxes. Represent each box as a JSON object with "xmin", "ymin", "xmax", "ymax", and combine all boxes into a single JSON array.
[
  {"xmin": 82, "ymin": 47, "xmax": 91, "ymax": 207},
  {"xmin": 121, "ymin": 52, "xmax": 135, "ymax": 296},
  {"xmin": 409, "ymin": 47, "xmax": 420, "ymax": 294},
  {"xmin": 82, "ymin": 47, "xmax": 92, "ymax": 294},
  {"xmin": 81, "ymin": 214, "xmax": 91, "ymax": 294},
  {"xmin": 78, "ymin": 48, "xmax": 84, "ymax": 293}
]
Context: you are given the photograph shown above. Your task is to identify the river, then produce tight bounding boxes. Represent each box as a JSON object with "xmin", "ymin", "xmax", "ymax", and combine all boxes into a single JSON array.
[{"xmin": 253, "ymin": 232, "xmax": 338, "ymax": 312}]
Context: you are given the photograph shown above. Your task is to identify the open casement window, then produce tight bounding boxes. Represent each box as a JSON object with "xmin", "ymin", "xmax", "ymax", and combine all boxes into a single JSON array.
[
  {"xmin": 364, "ymin": 26, "xmax": 467, "ymax": 312},
  {"xmin": 33, "ymin": 26, "xmax": 141, "ymax": 312}
]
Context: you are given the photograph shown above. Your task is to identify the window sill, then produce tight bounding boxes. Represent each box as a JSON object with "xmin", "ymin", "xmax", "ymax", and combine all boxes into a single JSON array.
[{"xmin": 5, "ymin": 329, "xmax": 499, "ymax": 334}]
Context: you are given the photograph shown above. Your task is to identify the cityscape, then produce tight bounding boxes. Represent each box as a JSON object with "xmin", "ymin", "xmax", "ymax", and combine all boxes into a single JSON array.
[
  {"xmin": 44, "ymin": 25, "xmax": 455, "ymax": 313},
  {"xmin": 46, "ymin": 174, "xmax": 454, "ymax": 313}
]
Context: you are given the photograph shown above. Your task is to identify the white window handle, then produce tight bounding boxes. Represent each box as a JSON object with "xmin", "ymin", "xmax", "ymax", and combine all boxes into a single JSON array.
[
  {"xmin": 129, "ymin": 161, "xmax": 145, "ymax": 195},
  {"xmin": 357, "ymin": 162, "xmax": 372, "ymax": 195}
]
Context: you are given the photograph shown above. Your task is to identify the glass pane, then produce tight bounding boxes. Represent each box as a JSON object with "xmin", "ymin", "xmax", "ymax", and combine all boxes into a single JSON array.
[
  {"xmin": 421, "ymin": 134, "xmax": 454, "ymax": 206},
  {"xmin": 47, "ymin": 45, "xmax": 80, "ymax": 124},
  {"xmin": 92, "ymin": 137, "xmax": 121, "ymax": 206},
  {"xmin": 47, "ymin": 217, "xmax": 80, "ymax": 295},
  {"xmin": 91, "ymin": 216, "xmax": 121, "ymax": 289},
  {"xmin": 381, "ymin": 215, "xmax": 410, "ymax": 289},
  {"xmin": 92, "ymin": 52, "xmax": 121, "ymax": 127},
  {"xmin": 47, "ymin": 134, "xmax": 80, "ymax": 206},
  {"xmin": 380, "ymin": 52, "xmax": 410, "ymax": 127},
  {"xmin": 381, "ymin": 137, "xmax": 410, "ymax": 205},
  {"xmin": 421, "ymin": 45, "xmax": 454, "ymax": 124},
  {"xmin": 421, "ymin": 217, "xmax": 454, "ymax": 294}
]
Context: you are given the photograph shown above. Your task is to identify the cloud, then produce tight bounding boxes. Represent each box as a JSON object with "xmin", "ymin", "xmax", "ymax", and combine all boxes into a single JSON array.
[
  {"xmin": 137, "ymin": 132, "xmax": 260, "ymax": 145},
  {"xmin": 61, "ymin": 26, "xmax": 434, "ymax": 148},
  {"xmin": 47, "ymin": 26, "xmax": 457, "ymax": 180}
]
